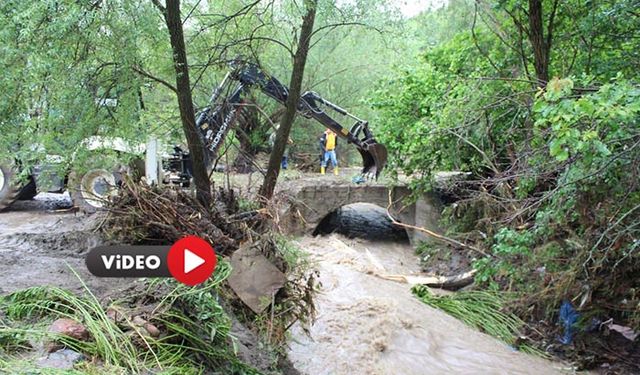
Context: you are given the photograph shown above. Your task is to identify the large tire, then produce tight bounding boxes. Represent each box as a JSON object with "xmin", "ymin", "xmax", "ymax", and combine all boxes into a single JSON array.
[
  {"xmin": 17, "ymin": 176, "xmax": 38, "ymax": 201},
  {"xmin": 69, "ymin": 169, "xmax": 119, "ymax": 214},
  {"xmin": 0, "ymin": 164, "xmax": 21, "ymax": 211}
]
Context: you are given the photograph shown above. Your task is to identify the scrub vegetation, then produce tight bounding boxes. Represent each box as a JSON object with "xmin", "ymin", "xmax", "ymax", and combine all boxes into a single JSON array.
[
  {"xmin": 0, "ymin": 266, "xmax": 261, "ymax": 374},
  {"xmin": 371, "ymin": 0, "xmax": 640, "ymax": 370}
]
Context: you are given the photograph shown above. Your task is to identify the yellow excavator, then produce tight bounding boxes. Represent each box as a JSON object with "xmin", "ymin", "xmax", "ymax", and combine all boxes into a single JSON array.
[{"xmin": 195, "ymin": 61, "xmax": 388, "ymax": 179}]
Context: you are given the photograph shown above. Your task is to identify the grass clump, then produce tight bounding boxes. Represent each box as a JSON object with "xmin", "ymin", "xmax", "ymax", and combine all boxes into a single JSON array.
[
  {"xmin": 0, "ymin": 263, "xmax": 261, "ymax": 374},
  {"xmin": 412, "ymin": 285, "xmax": 546, "ymax": 356}
]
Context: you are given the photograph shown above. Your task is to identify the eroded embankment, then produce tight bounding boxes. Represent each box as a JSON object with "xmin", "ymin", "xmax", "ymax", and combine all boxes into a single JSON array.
[
  {"xmin": 0, "ymin": 193, "xmax": 129, "ymax": 297},
  {"xmin": 288, "ymin": 234, "xmax": 568, "ymax": 375}
]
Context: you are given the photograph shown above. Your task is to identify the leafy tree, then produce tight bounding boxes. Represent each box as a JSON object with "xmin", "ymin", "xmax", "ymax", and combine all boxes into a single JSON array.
[
  {"xmin": 369, "ymin": 0, "xmax": 640, "ymax": 352},
  {"xmin": 259, "ymin": 0, "xmax": 318, "ymax": 200},
  {"xmin": 152, "ymin": 0, "xmax": 212, "ymax": 207}
]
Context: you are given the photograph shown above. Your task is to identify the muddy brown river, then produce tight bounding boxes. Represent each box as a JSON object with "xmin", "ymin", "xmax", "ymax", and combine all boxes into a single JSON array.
[{"xmin": 288, "ymin": 235, "xmax": 571, "ymax": 375}]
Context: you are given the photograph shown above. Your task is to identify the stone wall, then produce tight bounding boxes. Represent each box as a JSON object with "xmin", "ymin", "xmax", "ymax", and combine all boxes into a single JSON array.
[{"xmin": 281, "ymin": 181, "xmax": 442, "ymax": 245}]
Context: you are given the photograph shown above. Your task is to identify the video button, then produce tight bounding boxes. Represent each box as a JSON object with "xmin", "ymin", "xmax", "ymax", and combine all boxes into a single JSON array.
[
  {"xmin": 85, "ymin": 245, "xmax": 171, "ymax": 278},
  {"xmin": 167, "ymin": 236, "xmax": 217, "ymax": 286},
  {"xmin": 85, "ymin": 236, "xmax": 217, "ymax": 286}
]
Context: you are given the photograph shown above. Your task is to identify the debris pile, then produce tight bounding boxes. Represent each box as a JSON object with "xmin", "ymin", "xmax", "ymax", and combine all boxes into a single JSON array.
[
  {"xmin": 0, "ymin": 180, "xmax": 317, "ymax": 373},
  {"xmin": 102, "ymin": 180, "xmax": 251, "ymax": 253}
]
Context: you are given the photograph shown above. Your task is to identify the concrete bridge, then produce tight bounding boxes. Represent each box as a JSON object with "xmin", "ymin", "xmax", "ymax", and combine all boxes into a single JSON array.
[{"xmin": 279, "ymin": 177, "xmax": 443, "ymax": 245}]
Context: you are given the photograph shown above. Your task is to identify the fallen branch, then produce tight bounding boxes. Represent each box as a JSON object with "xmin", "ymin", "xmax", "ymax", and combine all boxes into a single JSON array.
[{"xmin": 376, "ymin": 269, "xmax": 477, "ymax": 290}]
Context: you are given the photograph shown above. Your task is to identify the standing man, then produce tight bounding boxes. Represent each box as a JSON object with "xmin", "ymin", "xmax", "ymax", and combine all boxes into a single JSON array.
[{"xmin": 320, "ymin": 128, "xmax": 338, "ymax": 175}]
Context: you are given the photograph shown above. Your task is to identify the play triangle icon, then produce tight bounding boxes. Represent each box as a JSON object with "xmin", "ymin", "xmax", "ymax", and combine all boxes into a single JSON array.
[{"xmin": 184, "ymin": 249, "xmax": 205, "ymax": 274}]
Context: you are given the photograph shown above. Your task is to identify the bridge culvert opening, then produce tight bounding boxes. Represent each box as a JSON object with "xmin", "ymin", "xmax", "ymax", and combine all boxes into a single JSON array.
[{"xmin": 312, "ymin": 203, "xmax": 409, "ymax": 242}]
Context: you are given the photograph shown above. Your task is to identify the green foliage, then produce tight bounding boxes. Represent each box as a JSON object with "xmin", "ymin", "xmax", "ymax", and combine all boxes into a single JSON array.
[
  {"xmin": 275, "ymin": 234, "xmax": 308, "ymax": 271},
  {"xmin": 473, "ymin": 228, "xmax": 534, "ymax": 289},
  {"xmin": 534, "ymin": 77, "xmax": 639, "ymax": 165},
  {"xmin": 371, "ymin": 0, "xmax": 640, "ymax": 359},
  {"xmin": 369, "ymin": 26, "xmax": 531, "ymax": 183},
  {"xmin": 0, "ymin": 0, "xmax": 153, "ymax": 166}
]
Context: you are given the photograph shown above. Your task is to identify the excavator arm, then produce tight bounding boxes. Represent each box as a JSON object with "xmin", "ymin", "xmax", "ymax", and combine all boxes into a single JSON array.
[{"xmin": 195, "ymin": 62, "xmax": 387, "ymax": 178}]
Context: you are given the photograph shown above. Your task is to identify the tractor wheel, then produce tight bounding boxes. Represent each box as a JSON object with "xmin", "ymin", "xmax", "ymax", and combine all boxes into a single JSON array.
[
  {"xmin": 0, "ymin": 164, "xmax": 21, "ymax": 211},
  {"xmin": 17, "ymin": 176, "xmax": 38, "ymax": 201},
  {"xmin": 69, "ymin": 169, "xmax": 119, "ymax": 214}
]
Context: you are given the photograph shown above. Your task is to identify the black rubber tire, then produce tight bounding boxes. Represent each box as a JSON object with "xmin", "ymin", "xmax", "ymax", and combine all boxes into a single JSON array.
[
  {"xmin": 16, "ymin": 176, "xmax": 38, "ymax": 201},
  {"xmin": 0, "ymin": 164, "xmax": 21, "ymax": 211},
  {"xmin": 68, "ymin": 169, "xmax": 118, "ymax": 214}
]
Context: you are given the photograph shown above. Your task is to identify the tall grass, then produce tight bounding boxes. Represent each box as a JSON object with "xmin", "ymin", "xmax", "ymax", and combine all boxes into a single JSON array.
[
  {"xmin": 0, "ymin": 262, "xmax": 260, "ymax": 374},
  {"xmin": 412, "ymin": 285, "xmax": 547, "ymax": 357}
]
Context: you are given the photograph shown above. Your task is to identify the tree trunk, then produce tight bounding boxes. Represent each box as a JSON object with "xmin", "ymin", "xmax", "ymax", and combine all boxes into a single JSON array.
[
  {"xmin": 258, "ymin": 0, "xmax": 317, "ymax": 201},
  {"xmin": 232, "ymin": 103, "xmax": 282, "ymax": 173},
  {"xmin": 157, "ymin": 0, "xmax": 212, "ymax": 207},
  {"xmin": 528, "ymin": 0, "xmax": 549, "ymax": 85}
]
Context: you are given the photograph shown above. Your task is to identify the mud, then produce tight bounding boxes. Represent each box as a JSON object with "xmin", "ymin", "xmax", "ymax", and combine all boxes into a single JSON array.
[
  {"xmin": 0, "ymin": 193, "xmax": 130, "ymax": 297},
  {"xmin": 288, "ymin": 235, "xmax": 571, "ymax": 375}
]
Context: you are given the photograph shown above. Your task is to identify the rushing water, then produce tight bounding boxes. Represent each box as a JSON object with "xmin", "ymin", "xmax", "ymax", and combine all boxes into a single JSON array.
[{"xmin": 288, "ymin": 234, "xmax": 568, "ymax": 375}]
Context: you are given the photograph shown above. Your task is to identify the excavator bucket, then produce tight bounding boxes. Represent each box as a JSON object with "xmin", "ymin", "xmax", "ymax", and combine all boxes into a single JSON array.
[{"xmin": 359, "ymin": 142, "xmax": 388, "ymax": 179}]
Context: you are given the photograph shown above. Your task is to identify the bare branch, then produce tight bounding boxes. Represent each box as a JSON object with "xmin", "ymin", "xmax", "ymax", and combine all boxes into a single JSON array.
[
  {"xmin": 132, "ymin": 66, "xmax": 177, "ymax": 93},
  {"xmin": 471, "ymin": 3, "xmax": 501, "ymax": 73},
  {"xmin": 386, "ymin": 191, "xmax": 492, "ymax": 258},
  {"xmin": 182, "ymin": 0, "xmax": 203, "ymax": 24},
  {"xmin": 151, "ymin": 0, "xmax": 165, "ymax": 13}
]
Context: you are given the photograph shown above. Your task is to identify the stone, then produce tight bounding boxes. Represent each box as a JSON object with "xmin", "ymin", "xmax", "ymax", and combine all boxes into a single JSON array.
[
  {"xmin": 37, "ymin": 348, "xmax": 85, "ymax": 370},
  {"xmin": 106, "ymin": 308, "xmax": 124, "ymax": 323},
  {"xmin": 49, "ymin": 318, "xmax": 89, "ymax": 341},
  {"xmin": 132, "ymin": 315, "xmax": 147, "ymax": 326},
  {"xmin": 143, "ymin": 322, "xmax": 160, "ymax": 338}
]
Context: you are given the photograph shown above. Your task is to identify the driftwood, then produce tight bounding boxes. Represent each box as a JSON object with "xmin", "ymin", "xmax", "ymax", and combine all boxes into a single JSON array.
[
  {"xmin": 293, "ymin": 152, "xmax": 322, "ymax": 172},
  {"xmin": 386, "ymin": 190, "xmax": 491, "ymax": 257},
  {"xmin": 375, "ymin": 269, "xmax": 477, "ymax": 290}
]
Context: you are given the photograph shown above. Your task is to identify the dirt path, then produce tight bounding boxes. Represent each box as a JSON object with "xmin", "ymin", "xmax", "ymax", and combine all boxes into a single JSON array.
[
  {"xmin": 0, "ymin": 193, "xmax": 130, "ymax": 297},
  {"xmin": 288, "ymin": 235, "xmax": 570, "ymax": 375}
]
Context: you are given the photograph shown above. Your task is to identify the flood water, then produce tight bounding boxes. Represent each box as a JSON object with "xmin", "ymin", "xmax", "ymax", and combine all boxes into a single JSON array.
[{"xmin": 288, "ymin": 234, "xmax": 569, "ymax": 375}]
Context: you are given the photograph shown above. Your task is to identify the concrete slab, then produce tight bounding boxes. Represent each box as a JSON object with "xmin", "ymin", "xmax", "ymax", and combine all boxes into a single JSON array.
[{"xmin": 228, "ymin": 245, "xmax": 286, "ymax": 314}]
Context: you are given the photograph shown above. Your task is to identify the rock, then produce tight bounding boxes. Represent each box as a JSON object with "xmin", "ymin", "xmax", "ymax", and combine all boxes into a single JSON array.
[
  {"xmin": 229, "ymin": 317, "xmax": 275, "ymax": 372},
  {"xmin": 228, "ymin": 245, "xmax": 286, "ymax": 314},
  {"xmin": 37, "ymin": 348, "xmax": 85, "ymax": 370},
  {"xmin": 106, "ymin": 308, "xmax": 124, "ymax": 323},
  {"xmin": 132, "ymin": 315, "xmax": 147, "ymax": 326},
  {"xmin": 49, "ymin": 318, "xmax": 89, "ymax": 341},
  {"xmin": 143, "ymin": 322, "xmax": 160, "ymax": 338},
  {"xmin": 45, "ymin": 341, "xmax": 64, "ymax": 353},
  {"xmin": 129, "ymin": 315, "xmax": 160, "ymax": 338}
]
